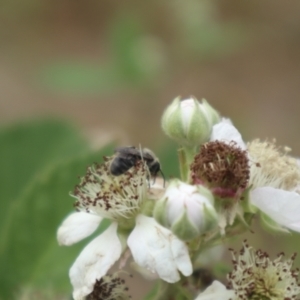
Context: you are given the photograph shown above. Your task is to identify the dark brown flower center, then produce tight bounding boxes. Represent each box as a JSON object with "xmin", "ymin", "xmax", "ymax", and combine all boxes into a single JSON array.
[{"xmin": 191, "ymin": 141, "xmax": 250, "ymax": 197}]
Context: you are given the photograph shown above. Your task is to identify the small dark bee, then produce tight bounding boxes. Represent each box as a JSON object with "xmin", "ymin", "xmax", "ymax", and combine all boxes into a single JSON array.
[{"xmin": 110, "ymin": 146, "xmax": 164, "ymax": 182}]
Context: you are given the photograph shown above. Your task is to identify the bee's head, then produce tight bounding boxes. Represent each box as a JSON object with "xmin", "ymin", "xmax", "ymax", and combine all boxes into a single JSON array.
[{"xmin": 148, "ymin": 160, "xmax": 160, "ymax": 177}]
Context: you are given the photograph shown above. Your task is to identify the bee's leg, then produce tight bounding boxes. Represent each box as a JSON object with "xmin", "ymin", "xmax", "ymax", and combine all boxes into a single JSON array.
[
  {"xmin": 152, "ymin": 176, "xmax": 156, "ymax": 185},
  {"xmin": 160, "ymin": 170, "xmax": 166, "ymax": 188}
]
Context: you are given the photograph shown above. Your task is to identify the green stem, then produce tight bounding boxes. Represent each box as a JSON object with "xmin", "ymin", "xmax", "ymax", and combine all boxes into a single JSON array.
[
  {"xmin": 143, "ymin": 279, "xmax": 194, "ymax": 300},
  {"xmin": 178, "ymin": 146, "xmax": 197, "ymax": 183},
  {"xmin": 174, "ymin": 282, "xmax": 194, "ymax": 300},
  {"xmin": 143, "ymin": 280, "xmax": 172, "ymax": 300},
  {"xmin": 178, "ymin": 148, "xmax": 187, "ymax": 182}
]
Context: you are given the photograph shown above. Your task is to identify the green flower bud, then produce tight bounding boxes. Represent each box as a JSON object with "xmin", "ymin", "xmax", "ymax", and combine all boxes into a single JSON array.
[
  {"xmin": 161, "ymin": 97, "xmax": 220, "ymax": 147},
  {"xmin": 153, "ymin": 179, "xmax": 218, "ymax": 241}
]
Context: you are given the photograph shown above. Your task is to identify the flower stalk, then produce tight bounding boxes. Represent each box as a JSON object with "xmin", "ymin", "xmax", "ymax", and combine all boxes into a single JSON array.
[{"xmin": 178, "ymin": 146, "xmax": 198, "ymax": 183}]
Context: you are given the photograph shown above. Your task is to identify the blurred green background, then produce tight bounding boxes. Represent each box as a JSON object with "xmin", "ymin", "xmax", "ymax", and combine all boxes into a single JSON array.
[{"xmin": 1, "ymin": 0, "xmax": 300, "ymax": 299}]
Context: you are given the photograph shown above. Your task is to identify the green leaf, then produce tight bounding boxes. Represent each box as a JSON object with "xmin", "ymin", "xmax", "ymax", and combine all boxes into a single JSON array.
[
  {"xmin": 0, "ymin": 146, "xmax": 114, "ymax": 299},
  {"xmin": 0, "ymin": 119, "xmax": 87, "ymax": 229}
]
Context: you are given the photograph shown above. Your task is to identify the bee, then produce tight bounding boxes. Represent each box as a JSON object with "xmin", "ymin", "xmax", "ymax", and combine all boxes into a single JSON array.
[{"xmin": 109, "ymin": 146, "xmax": 164, "ymax": 183}]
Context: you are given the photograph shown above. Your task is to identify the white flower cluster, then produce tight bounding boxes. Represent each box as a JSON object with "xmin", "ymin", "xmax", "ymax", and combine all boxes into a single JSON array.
[
  {"xmin": 57, "ymin": 158, "xmax": 192, "ymax": 299},
  {"xmin": 57, "ymin": 97, "xmax": 300, "ymax": 300}
]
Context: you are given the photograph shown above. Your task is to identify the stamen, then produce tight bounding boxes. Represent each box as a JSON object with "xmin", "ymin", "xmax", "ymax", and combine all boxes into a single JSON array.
[
  {"xmin": 227, "ymin": 240, "xmax": 300, "ymax": 299},
  {"xmin": 191, "ymin": 141, "xmax": 250, "ymax": 198},
  {"xmin": 72, "ymin": 159, "xmax": 148, "ymax": 221},
  {"xmin": 86, "ymin": 273, "xmax": 132, "ymax": 300},
  {"xmin": 248, "ymin": 139, "xmax": 300, "ymax": 191}
]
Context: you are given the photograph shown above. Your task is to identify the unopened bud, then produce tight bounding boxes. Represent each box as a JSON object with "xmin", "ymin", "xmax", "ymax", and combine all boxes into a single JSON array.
[
  {"xmin": 154, "ymin": 179, "xmax": 218, "ymax": 241},
  {"xmin": 161, "ymin": 97, "xmax": 220, "ymax": 147}
]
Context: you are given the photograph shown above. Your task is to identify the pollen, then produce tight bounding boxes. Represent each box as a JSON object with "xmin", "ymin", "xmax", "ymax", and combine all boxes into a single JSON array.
[
  {"xmin": 86, "ymin": 273, "xmax": 132, "ymax": 300},
  {"xmin": 248, "ymin": 139, "xmax": 300, "ymax": 191},
  {"xmin": 227, "ymin": 241, "xmax": 300, "ymax": 300},
  {"xmin": 72, "ymin": 158, "xmax": 148, "ymax": 221},
  {"xmin": 191, "ymin": 141, "xmax": 250, "ymax": 198}
]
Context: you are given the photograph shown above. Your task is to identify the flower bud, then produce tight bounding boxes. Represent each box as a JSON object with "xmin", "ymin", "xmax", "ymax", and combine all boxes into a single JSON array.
[
  {"xmin": 154, "ymin": 179, "xmax": 218, "ymax": 241},
  {"xmin": 161, "ymin": 97, "xmax": 220, "ymax": 147}
]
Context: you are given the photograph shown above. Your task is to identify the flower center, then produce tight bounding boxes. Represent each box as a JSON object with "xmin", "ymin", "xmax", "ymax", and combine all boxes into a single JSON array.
[
  {"xmin": 248, "ymin": 139, "xmax": 300, "ymax": 191},
  {"xmin": 73, "ymin": 158, "xmax": 148, "ymax": 222},
  {"xmin": 191, "ymin": 141, "xmax": 250, "ymax": 198},
  {"xmin": 227, "ymin": 241, "xmax": 300, "ymax": 300},
  {"xmin": 86, "ymin": 273, "xmax": 131, "ymax": 300}
]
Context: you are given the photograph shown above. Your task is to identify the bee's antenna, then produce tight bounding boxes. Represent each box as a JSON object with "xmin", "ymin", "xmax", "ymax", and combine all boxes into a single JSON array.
[
  {"xmin": 138, "ymin": 143, "xmax": 151, "ymax": 187},
  {"xmin": 138, "ymin": 143, "xmax": 147, "ymax": 171},
  {"xmin": 138, "ymin": 143, "xmax": 144, "ymax": 160}
]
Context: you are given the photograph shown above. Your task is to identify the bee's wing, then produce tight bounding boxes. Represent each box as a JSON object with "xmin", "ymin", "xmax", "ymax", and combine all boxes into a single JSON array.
[
  {"xmin": 142, "ymin": 148, "xmax": 155, "ymax": 161},
  {"xmin": 114, "ymin": 146, "xmax": 138, "ymax": 155},
  {"xmin": 115, "ymin": 146, "xmax": 141, "ymax": 159}
]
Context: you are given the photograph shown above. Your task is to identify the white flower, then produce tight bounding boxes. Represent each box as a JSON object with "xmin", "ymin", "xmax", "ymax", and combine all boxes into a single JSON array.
[
  {"xmin": 84, "ymin": 272, "xmax": 132, "ymax": 300},
  {"xmin": 194, "ymin": 280, "xmax": 235, "ymax": 300},
  {"xmin": 57, "ymin": 159, "xmax": 192, "ymax": 299},
  {"xmin": 251, "ymin": 187, "xmax": 300, "ymax": 232},
  {"xmin": 127, "ymin": 215, "xmax": 192, "ymax": 283},
  {"xmin": 58, "ymin": 213, "xmax": 192, "ymax": 299},
  {"xmin": 72, "ymin": 160, "xmax": 148, "ymax": 222},
  {"xmin": 69, "ymin": 222, "xmax": 122, "ymax": 300},
  {"xmin": 227, "ymin": 241, "xmax": 300, "ymax": 299},
  {"xmin": 196, "ymin": 241, "xmax": 300, "ymax": 300},
  {"xmin": 154, "ymin": 179, "xmax": 218, "ymax": 240},
  {"xmin": 195, "ymin": 242, "xmax": 300, "ymax": 300},
  {"xmin": 191, "ymin": 134, "xmax": 250, "ymax": 234},
  {"xmin": 57, "ymin": 212, "xmax": 102, "ymax": 246},
  {"xmin": 210, "ymin": 118, "xmax": 246, "ymax": 150},
  {"xmin": 204, "ymin": 120, "xmax": 300, "ymax": 233},
  {"xmin": 247, "ymin": 139, "xmax": 300, "ymax": 232}
]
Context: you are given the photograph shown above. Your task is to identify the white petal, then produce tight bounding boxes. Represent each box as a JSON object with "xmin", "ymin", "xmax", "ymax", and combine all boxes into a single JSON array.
[
  {"xmin": 170, "ymin": 235, "xmax": 193, "ymax": 276},
  {"xmin": 57, "ymin": 212, "xmax": 102, "ymax": 246},
  {"xmin": 251, "ymin": 187, "xmax": 300, "ymax": 232},
  {"xmin": 194, "ymin": 280, "xmax": 235, "ymax": 300},
  {"xmin": 70, "ymin": 222, "xmax": 122, "ymax": 300},
  {"xmin": 210, "ymin": 119, "xmax": 246, "ymax": 150},
  {"xmin": 180, "ymin": 98, "xmax": 196, "ymax": 132},
  {"xmin": 127, "ymin": 215, "xmax": 192, "ymax": 283}
]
